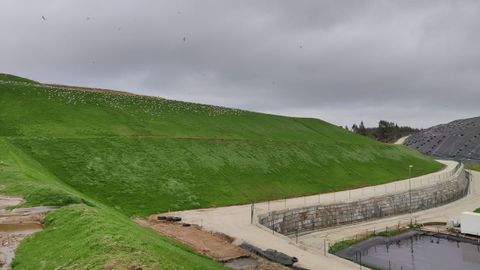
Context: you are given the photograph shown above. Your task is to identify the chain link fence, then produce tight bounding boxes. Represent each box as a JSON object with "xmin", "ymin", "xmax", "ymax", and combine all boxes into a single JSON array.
[{"xmin": 258, "ymin": 163, "xmax": 468, "ymax": 236}]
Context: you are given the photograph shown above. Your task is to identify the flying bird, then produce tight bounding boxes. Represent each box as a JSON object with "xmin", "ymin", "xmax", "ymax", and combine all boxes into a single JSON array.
[
  {"xmin": 183, "ymin": 37, "xmax": 186, "ymax": 42},
  {"xmin": 41, "ymin": 16, "xmax": 46, "ymax": 20}
]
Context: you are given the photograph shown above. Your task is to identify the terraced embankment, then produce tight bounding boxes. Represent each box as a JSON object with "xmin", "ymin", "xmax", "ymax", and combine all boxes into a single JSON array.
[{"xmin": 0, "ymin": 73, "xmax": 444, "ymax": 269}]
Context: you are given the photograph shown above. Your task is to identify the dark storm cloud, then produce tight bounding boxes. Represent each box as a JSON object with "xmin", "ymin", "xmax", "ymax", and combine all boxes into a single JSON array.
[{"xmin": 1, "ymin": 0, "xmax": 480, "ymax": 128}]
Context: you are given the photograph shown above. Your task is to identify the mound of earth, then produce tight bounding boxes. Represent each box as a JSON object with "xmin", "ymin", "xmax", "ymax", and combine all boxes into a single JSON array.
[
  {"xmin": 405, "ymin": 117, "xmax": 480, "ymax": 162},
  {"xmin": 0, "ymin": 73, "xmax": 443, "ymax": 268}
]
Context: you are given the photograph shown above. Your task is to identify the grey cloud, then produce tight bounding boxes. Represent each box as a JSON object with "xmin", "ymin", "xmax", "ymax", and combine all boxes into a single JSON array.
[{"xmin": 1, "ymin": 0, "xmax": 480, "ymax": 128}]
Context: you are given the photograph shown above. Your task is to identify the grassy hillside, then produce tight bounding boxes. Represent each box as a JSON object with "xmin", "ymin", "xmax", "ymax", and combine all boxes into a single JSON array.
[
  {"xmin": 467, "ymin": 163, "xmax": 480, "ymax": 172},
  {"xmin": 0, "ymin": 74, "xmax": 443, "ymax": 269},
  {"xmin": 10, "ymin": 137, "xmax": 440, "ymax": 216},
  {"xmin": 0, "ymin": 74, "xmax": 39, "ymax": 84},
  {"xmin": 0, "ymin": 135, "xmax": 223, "ymax": 270},
  {"xmin": 14, "ymin": 205, "xmax": 223, "ymax": 270}
]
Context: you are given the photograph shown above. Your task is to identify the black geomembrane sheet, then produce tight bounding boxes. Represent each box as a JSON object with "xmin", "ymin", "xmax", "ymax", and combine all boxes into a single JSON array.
[{"xmin": 405, "ymin": 116, "xmax": 480, "ymax": 162}]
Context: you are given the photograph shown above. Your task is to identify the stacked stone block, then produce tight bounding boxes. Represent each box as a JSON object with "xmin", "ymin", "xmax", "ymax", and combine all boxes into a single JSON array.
[{"xmin": 259, "ymin": 170, "xmax": 469, "ymax": 236}]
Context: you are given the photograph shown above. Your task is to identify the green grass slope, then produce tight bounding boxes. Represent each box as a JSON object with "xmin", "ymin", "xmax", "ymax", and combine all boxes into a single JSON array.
[
  {"xmin": 0, "ymin": 74, "xmax": 443, "ymax": 216},
  {"xmin": 467, "ymin": 163, "xmax": 480, "ymax": 172},
  {"xmin": 14, "ymin": 205, "xmax": 223, "ymax": 270},
  {"xmin": 0, "ymin": 135, "xmax": 223, "ymax": 270},
  {"xmin": 0, "ymin": 74, "xmax": 39, "ymax": 84},
  {"xmin": 0, "ymin": 74, "xmax": 443, "ymax": 269}
]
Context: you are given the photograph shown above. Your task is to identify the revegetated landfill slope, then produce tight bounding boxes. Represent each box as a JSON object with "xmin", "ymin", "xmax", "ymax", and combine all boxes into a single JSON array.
[
  {"xmin": 405, "ymin": 117, "xmax": 480, "ymax": 162},
  {"xmin": 0, "ymin": 73, "xmax": 443, "ymax": 269}
]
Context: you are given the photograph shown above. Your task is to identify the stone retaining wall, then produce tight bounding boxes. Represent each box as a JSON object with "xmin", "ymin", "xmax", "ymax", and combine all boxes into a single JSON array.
[{"xmin": 259, "ymin": 167, "xmax": 469, "ymax": 236}]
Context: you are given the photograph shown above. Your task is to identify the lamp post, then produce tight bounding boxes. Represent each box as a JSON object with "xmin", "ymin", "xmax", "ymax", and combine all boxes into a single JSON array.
[{"xmin": 409, "ymin": 165, "xmax": 413, "ymax": 225}]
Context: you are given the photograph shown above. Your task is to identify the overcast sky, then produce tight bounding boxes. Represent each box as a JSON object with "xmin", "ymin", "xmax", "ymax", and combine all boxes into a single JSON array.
[{"xmin": 1, "ymin": 0, "xmax": 480, "ymax": 128}]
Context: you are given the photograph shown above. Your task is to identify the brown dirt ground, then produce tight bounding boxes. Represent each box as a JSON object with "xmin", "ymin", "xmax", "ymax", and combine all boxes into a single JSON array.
[
  {"xmin": 135, "ymin": 216, "xmax": 248, "ymax": 261},
  {"xmin": 0, "ymin": 197, "xmax": 48, "ymax": 270},
  {"xmin": 135, "ymin": 215, "xmax": 291, "ymax": 270}
]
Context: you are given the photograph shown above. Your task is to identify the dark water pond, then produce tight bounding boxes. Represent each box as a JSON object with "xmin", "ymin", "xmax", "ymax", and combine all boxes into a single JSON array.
[{"xmin": 341, "ymin": 234, "xmax": 480, "ymax": 270}]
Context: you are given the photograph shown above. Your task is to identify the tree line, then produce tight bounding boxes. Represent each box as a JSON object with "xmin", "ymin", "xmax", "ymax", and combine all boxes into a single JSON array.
[{"xmin": 346, "ymin": 120, "xmax": 419, "ymax": 143}]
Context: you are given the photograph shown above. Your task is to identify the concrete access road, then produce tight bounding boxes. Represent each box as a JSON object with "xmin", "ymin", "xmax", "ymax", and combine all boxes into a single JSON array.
[{"xmin": 169, "ymin": 161, "xmax": 479, "ymax": 270}]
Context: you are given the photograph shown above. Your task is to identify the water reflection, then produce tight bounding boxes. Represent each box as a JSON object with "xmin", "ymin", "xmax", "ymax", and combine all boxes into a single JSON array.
[{"xmin": 348, "ymin": 235, "xmax": 480, "ymax": 270}]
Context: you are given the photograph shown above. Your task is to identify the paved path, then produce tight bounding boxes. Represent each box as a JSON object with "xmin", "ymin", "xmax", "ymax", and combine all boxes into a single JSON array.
[
  {"xmin": 172, "ymin": 161, "xmax": 477, "ymax": 270},
  {"xmin": 394, "ymin": 135, "xmax": 409, "ymax": 145}
]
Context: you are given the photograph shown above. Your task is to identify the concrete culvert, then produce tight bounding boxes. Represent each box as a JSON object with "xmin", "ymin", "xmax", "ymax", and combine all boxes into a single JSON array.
[
  {"xmin": 163, "ymin": 216, "xmax": 182, "ymax": 222},
  {"xmin": 239, "ymin": 243, "xmax": 299, "ymax": 266},
  {"xmin": 264, "ymin": 249, "xmax": 298, "ymax": 266}
]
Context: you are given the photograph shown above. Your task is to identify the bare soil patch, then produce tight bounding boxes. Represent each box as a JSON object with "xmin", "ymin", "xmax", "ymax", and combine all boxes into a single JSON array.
[
  {"xmin": 136, "ymin": 216, "xmax": 247, "ymax": 261},
  {"xmin": 0, "ymin": 197, "xmax": 55, "ymax": 269},
  {"xmin": 135, "ymin": 215, "xmax": 290, "ymax": 270}
]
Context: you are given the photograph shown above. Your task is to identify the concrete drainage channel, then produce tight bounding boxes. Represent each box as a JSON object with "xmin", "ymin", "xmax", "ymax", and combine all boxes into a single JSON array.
[{"xmin": 258, "ymin": 163, "xmax": 469, "ymax": 236}]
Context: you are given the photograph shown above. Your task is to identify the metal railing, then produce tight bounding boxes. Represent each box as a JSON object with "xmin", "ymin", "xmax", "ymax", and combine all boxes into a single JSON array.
[{"xmin": 258, "ymin": 164, "xmax": 468, "ymax": 236}]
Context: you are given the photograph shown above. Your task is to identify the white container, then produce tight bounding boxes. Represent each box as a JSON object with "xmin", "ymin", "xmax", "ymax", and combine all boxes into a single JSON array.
[{"xmin": 460, "ymin": 212, "xmax": 480, "ymax": 236}]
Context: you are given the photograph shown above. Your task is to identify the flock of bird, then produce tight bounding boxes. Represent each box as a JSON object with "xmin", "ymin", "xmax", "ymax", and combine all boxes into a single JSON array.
[{"xmin": 1, "ymin": 79, "xmax": 244, "ymax": 118}]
